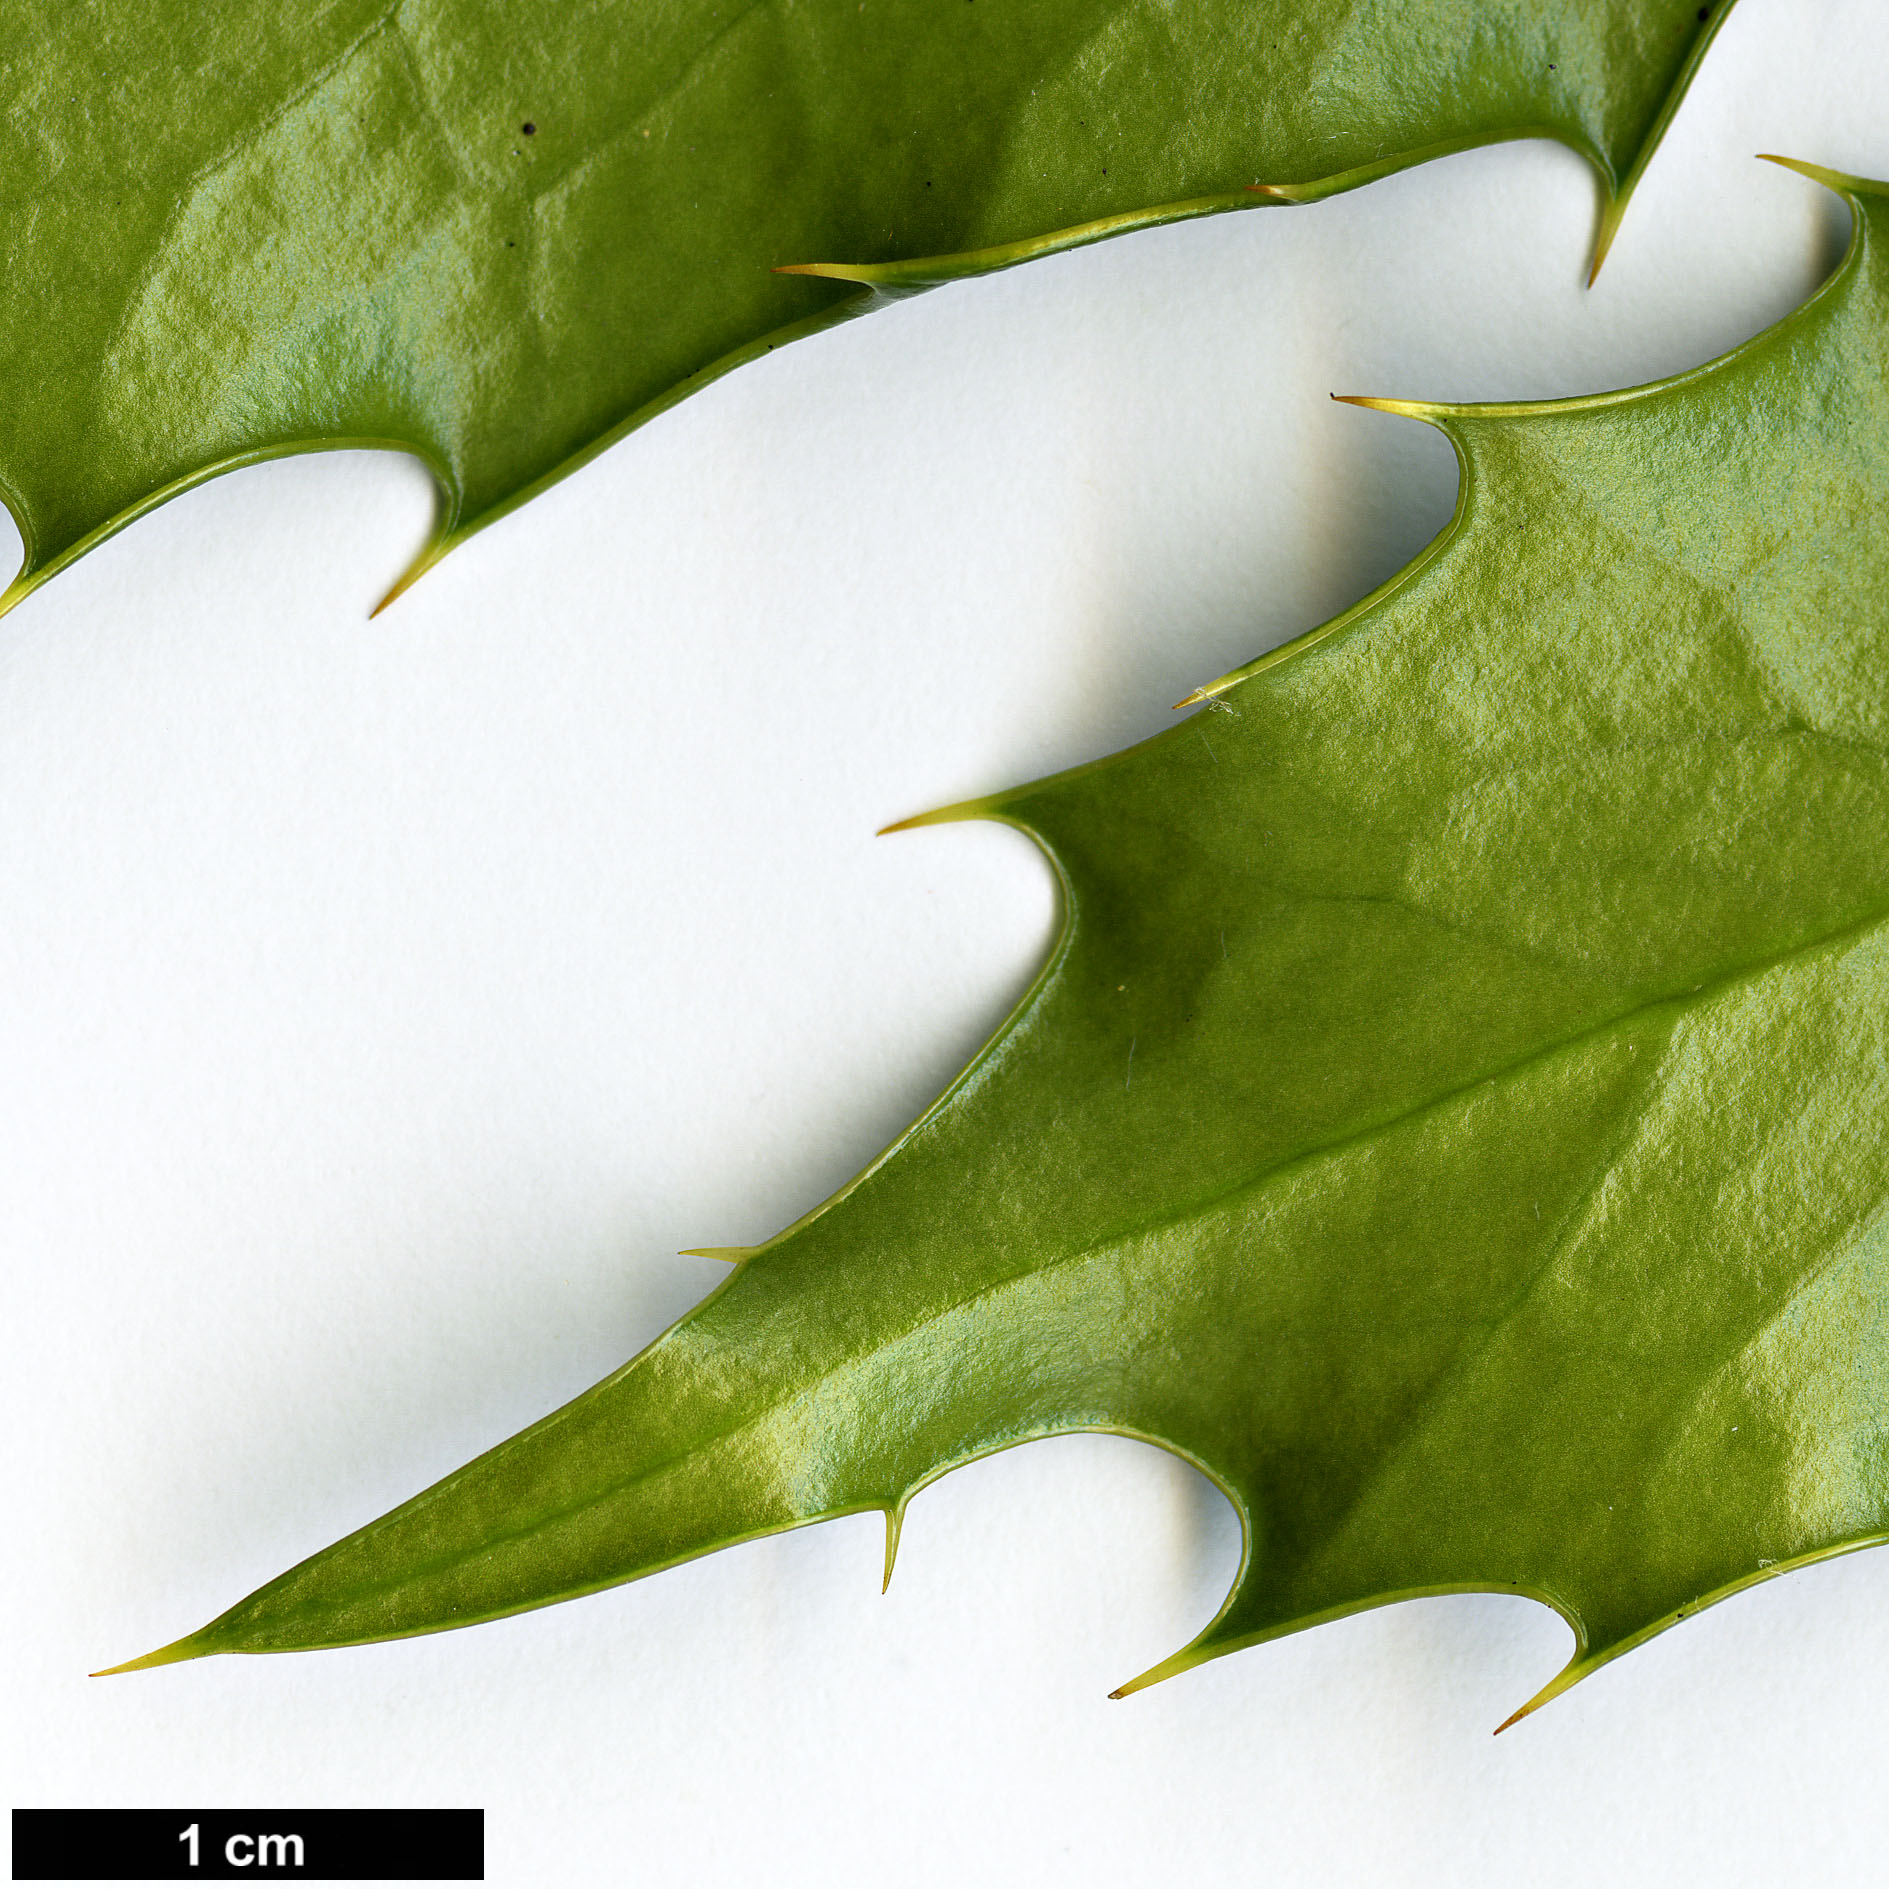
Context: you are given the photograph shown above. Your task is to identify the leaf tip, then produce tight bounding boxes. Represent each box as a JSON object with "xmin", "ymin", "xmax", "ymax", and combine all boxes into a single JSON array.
[
  {"xmin": 1107, "ymin": 1645, "xmax": 1196, "ymax": 1699},
  {"xmin": 1756, "ymin": 153, "xmax": 1873, "ymax": 198},
  {"xmin": 1172, "ymin": 683, "xmax": 1228, "ymax": 710},
  {"xmin": 370, "ymin": 533, "xmax": 453, "ymax": 618},
  {"xmin": 678, "ymin": 1246, "xmax": 753, "ymax": 1264},
  {"xmin": 881, "ymin": 1506, "xmax": 904, "ymax": 1594},
  {"xmin": 1331, "ymin": 393, "xmax": 1439, "ymax": 421},
  {"xmin": 91, "ymin": 1634, "xmax": 209, "ymax": 1677},
  {"xmin": 775, "ymin": 260, "xmax": 877, "ymax": 284},
  {"xmin": 1491, "ymin": 1649, "xmax": 1593, "ymax": 1733},
  {"xmin": 1587, "ymin": 193, "xmax": 1628, "ymax": 287},
  {"xmin": 878, "ymin": 795, "xmax": 1003, "ymax": 837}
]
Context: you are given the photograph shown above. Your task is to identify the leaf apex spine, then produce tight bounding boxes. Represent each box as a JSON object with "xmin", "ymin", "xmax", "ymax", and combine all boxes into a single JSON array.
[
  {"xmin": 1332, "ymin": 394, "xmax": 1438, "ymax": 421},
  {"xmin": 90, "ymin": 1635, "xmax": 207, "ymax": 1677},
  {"xmin": 1108, "ymin": 1645, "xmax": 1195, "ymax": 1698},
  {"xmin": 878, "ymin": 796, "xmax": 1002, "ymax": 836},
  {"xmin": 370, "ymin": 535, "xmax": 450, "ymax": 618},
  {"xmin": 881, "ymin": 1506, "xmax": 904, "ymax": 1593},
  {"xmin": 1587, "ymin": 193, "xmax": 1628, "ymax": 287},
  {"xmin": 775, "ymin": 260, "xmax": 876, "ymax": 283},
  {"xmin": 1174, "ymin": 683, "xmax": 1229, "ymax": 710},
  {"xmin": 1756, "ymin": 153, "xmax": 1878, "ymax": 198}
]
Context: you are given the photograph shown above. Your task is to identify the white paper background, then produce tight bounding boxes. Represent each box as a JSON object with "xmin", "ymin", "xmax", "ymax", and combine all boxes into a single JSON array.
[{"xmin": 5, "ymin": 1, "xmax": 1887, "ymax": 1880}]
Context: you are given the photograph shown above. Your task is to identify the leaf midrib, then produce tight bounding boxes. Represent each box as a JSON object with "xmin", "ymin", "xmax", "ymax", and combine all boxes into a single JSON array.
[{"xmin": 303, "ymin": 893, "xmax": 1889, "ymax": 1626}]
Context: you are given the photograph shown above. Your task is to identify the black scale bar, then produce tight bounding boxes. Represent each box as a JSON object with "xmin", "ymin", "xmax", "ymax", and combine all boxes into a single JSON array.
[{"xmin": 11, "ymin": 1810, "xmax": 482, "ymax": 1881}]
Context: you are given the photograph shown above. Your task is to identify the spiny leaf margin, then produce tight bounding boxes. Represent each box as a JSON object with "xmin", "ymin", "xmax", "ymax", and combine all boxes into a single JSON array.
[{"xmin": 3, "ymin": 0, "xmax": 1736, "ymax": 620}]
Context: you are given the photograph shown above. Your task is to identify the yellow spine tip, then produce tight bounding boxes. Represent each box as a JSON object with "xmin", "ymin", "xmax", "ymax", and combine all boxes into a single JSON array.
[
  {"xmin": 370, "ymin": 548, "xmax": 439, "ymax": 618},
  {"xmin": 1587, "ymin": 196, "xmax": 1627, "ymax": 288},
  {"xmin": 1332, "ymin": 394, "xmax": 1437, "ymax": 420},
  {"xmin": 878, "ymin": 796, "xmax": 998, "ymax": 836},
  {"xmin": 881, "ymin": 1508, "xmax": 903, "ymax": 1593},
  {"xmin": 775, "ymin": 261, "xmax": 873, "ymax": 282},
  {"xmin": 90, "ymin": 1636, "xmax": 206, "ymax": 1677},
  {"xmin": 1755, "ymin": 154, "xmax": 1863, "ymax": 195},
  {"xmin": 369, "ymin": 576, "xmax": 412, "ymax": 619}
]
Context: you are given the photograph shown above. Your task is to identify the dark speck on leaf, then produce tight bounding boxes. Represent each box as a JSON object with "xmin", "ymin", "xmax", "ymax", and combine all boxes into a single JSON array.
[
  {"xmin": 1698, "ymin": 4, "xmax": 1711, "ymax": 17},
  {"xmin": 522, "ymin": 121, "xmax": 537, "ymax": 135}
]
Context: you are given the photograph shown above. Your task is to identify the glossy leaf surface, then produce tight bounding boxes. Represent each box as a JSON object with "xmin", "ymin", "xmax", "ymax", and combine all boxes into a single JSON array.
[
  {"xmin": 5, "ymin": 0, "xmax": 1732, "ymax": 614},
  {"xmin": 116, "ymin": 163, "xmax": 1889, "ymax": 1721}
]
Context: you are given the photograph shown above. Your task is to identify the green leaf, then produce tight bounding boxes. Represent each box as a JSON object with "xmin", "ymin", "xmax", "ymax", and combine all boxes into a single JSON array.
[
  {"xmin": 8, "ymin": 0, "xmax": 1732, "ymax": 616},
  {"xmin": 108, "ymin": 159, "xmax": 1889, "ymax": 1723}
]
